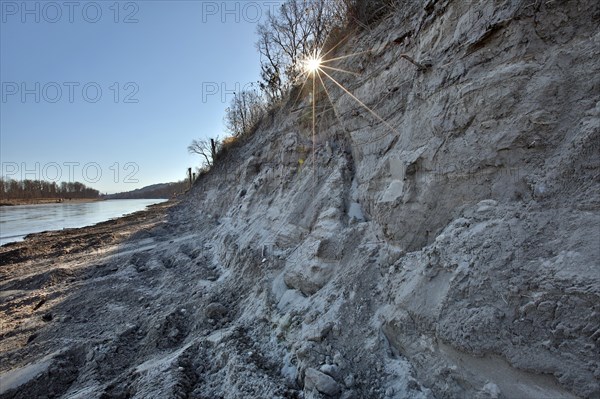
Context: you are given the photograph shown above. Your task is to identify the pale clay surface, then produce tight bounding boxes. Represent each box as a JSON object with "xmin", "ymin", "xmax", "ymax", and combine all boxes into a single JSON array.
[{"xmin": 1, "ymin": 1, "xmax": 599, "ymax": 398}]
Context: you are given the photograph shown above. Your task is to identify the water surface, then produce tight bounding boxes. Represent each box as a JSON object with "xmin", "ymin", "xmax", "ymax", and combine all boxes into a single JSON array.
[{"xmin": 0, "ymin": 199, "xmax": 167, "ymax": 246}]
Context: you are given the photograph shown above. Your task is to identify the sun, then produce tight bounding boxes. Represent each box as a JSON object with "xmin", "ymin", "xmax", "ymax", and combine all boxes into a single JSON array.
[
  {"xmin": 304, "ymin": 56, "xmax": 322, "ymax": 74},
  {"xmin": 295, "ymin": 39, "xmax": 398, "ymax": 162}
]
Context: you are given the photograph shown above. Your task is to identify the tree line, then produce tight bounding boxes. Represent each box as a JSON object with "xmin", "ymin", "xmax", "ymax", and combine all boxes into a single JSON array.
[{"xmin": 0, "ymin": 178, "xmax": 100, "ymax": 200}]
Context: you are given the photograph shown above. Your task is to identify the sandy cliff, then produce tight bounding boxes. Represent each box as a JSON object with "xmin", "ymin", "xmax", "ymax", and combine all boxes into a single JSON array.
[{"xmin": 1, "ymin": 1, "xmax": 599, "ymax": 398}]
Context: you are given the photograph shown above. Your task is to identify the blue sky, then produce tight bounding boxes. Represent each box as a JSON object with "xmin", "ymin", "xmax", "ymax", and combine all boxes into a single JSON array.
[{"xmin": 1, "ymin": 1, "xmax": 279, "ymax": 193}]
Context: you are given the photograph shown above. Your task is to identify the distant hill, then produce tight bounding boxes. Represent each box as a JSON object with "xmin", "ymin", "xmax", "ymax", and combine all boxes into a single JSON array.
[{"xmin": 105, "ymin": 181, "xmax": 188, "ymax": 199}]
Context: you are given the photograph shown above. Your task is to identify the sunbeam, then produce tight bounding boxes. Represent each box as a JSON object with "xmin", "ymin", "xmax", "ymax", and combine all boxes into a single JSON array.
[
  {"xmin": 299, "ymin": 34, "xmax": 400, "ymax": 186},
  {"xmin": 316, "ymin": 70, "xmax": 349, "ymax": 133},
  {"xmin": 319, "ymin": 64, "xmax": 361, "ymax": 77},
  {"xmin": 312, "ymin": 68, "xmax": 317, "ymax": 193},
  {"xmin": 318, "ymin": 68, "xmax": 399, "ymax": 137},
  {"xmin": 322, "ymin": 51, "xmax": 371, "ymax": 63}
]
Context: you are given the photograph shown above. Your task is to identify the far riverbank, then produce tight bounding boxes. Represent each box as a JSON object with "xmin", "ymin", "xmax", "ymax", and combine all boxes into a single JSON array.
[{"xmin": 0, "ymin": 198, "xmax": 104, "ymax": 207}]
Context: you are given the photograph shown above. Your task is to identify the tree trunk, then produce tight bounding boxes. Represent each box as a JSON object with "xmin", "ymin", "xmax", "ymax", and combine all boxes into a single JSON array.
[{"xmin": 210, "ymin": 139, "xmax": 217, "ymax": 162}]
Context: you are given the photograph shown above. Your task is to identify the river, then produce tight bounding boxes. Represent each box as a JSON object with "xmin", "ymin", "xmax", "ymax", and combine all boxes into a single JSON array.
[{"xmin": 0, "ymin": 199, "xmax": 167, "ymax": 246}]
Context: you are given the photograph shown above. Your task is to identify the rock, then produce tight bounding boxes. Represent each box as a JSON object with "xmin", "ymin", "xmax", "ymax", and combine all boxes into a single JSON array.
[
  {"xmin": 284, "ymin": 261, "xmax": 336, "ymax": 296},
  {"xmin": 340, "ymin": 390, "xmax": 358, "ymax": 399},
  {"xmin": 295, "ymin": 342, "xmax": 315, "ymax": 361},
  {"xmin": 533, "ymin": 183, "xmax": 548, "ymax": 199},
  {"xmin": 304, "ymin": 367, "xmax": 341, "ymax": 397},
  {"xmin": 343, "ymin": 374, "xmax": 355, "ymax": 388},
  {"xmin": 333, "ymin": 352, "xmax": 346, "ymax": 368},
  {"xmin": 475, "ymin": 382, "xmax": 501, "ymax": 399},
  {"xmin": 319, "ymin": 364, "xmax": 341, "ymax": 380},
  {"xmin": 477, "ymin": 199, "xmax": 498, "ymax": 208},
  {"xmin": 204, "ymin": 302, "xmax": 227, "ymax": 319},
  {"xmin": 26, "ymin": 333, "xmax": 38, "ymax": 344},
  {"xmin": 281, "ymin": 363, "xmax": 298, "ymax": 387},
  {"xmin": 305, "ymin": 322, "xmax": 334, "ymax": 342}
]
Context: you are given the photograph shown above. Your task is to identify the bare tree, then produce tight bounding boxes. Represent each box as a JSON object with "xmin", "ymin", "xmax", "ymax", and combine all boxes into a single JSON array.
[
  {"xmin": 255, "ymin": 0, "xmax": 350, "ymax": 98},
  {"xmin": 256, "ymin": 0, "xmax": 311, "ymax": 87},
  {"xmin": 257, "ymin": 23, "xmax": 285, "ymax": 102},
  {"xmin": 224, "ymin": 89, "xmax": 265, "ymax": 137},
  {"xmin": 188, "ymin": 138, "xmax": 220, "ymax": 168}
]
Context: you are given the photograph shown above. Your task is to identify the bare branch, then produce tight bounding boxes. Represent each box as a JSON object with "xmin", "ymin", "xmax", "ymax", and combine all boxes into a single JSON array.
[{"xmin": 188, "ymin": 138, "xmax": 219, "ymax": 167}]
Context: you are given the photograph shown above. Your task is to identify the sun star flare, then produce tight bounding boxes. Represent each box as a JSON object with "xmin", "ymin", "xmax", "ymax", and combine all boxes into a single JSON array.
[{"xmin": 304, "ymin": 56, "xmax": 322, "ymax": 74}]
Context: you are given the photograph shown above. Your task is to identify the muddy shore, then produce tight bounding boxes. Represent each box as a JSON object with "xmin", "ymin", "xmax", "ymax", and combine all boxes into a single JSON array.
[{"xmin": 0, "ymin": 200, "xmax": 176, "ymax": 396}]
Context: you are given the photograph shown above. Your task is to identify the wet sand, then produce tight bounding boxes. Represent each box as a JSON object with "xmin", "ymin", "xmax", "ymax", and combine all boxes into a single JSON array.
[{"xmin": 0, "ymin": 200, "xmax": 175, "ymax": 383}]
